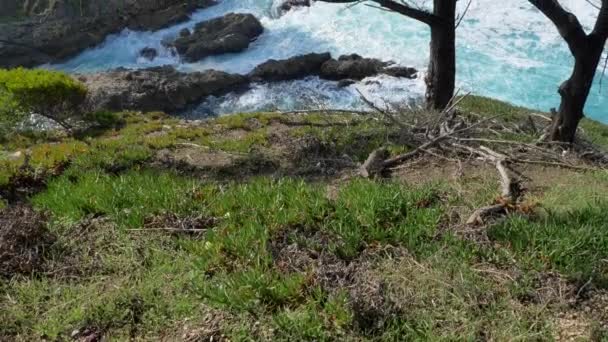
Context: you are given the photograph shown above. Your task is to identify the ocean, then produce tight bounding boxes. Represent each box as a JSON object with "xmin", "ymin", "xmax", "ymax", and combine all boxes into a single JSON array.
[{"xmin": 51, "ymin": 0, "xmax": 608, "ymax": 122}]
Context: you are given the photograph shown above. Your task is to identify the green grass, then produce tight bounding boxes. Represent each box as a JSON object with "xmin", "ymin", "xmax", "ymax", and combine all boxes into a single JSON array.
[
  {"xmin": 581, "ymin": 117, "xmax": 608, "ymax": 149},
  {"xmin": 213, "ymin": 112, "xmax": 284, "ymax": 130},
  {"xmin": 32, "ymin": 169, "xmax": 208, "ymax": 228},
  {"xmin": 490, "ymin": 198, "xmax": 608, "ymax": 286},
  {"xmin": 290, "ymin": 117, "xmax": 409, "ymax": 162},
  {"xmin": 458, "ymin": 95, "xmax": 531, "ymax": 122},
  {"xmin": 3, "ymin": 110, "xmax": 608, "ymax": 340}
]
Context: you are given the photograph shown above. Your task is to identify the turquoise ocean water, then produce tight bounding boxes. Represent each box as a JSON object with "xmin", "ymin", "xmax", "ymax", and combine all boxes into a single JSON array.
[{"xmin": 51, "ymin": 0, "xmax": 607, "ymax": 121}]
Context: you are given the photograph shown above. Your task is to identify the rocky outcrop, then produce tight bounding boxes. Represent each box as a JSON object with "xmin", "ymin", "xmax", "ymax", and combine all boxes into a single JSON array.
[
  {"xmin": 172, "ymin": 13, "xmax": 264, "ymax": 62},
  {"xmin": 80, "ymin": 66, "xmax": 248, "ymax": 113},
  {"xmin": 320, "ymin": 54, "xmax": 416, "ymax": 80},
  {"xmin": 0, "ymin": 0, "xmax": 217, "ymax": 68},
  {"xmin": 278, "ymin": 0, "xmax": 312, "ymax": 14},
  {"xmin": 76, "ymin": 52, "xmax": 416, "ymax": 113},
  {"xmin": 139, "ymin": 47, "xmax": 158, "ymax": 61},
  {"xmin": 248, "ymin": 53, "xmax": 417, "ymax": 83},
  {"xmin": 248, "ymin": 53, "xmax": 331, "ymax": 82}
]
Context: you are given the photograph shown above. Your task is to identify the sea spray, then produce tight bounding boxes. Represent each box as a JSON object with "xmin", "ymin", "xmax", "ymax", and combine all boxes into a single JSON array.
[{"xmin": 51, "ymin": 0, "xmax": 607, "ymax": 122}]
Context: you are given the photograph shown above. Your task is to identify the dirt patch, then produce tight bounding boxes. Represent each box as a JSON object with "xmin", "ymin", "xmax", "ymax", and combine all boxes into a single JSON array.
[
  {"xmin": 0, "ymin": 205, "xmax": 55, "ymax": 277},
  {"xmin": 156, "ymin": 147, "xmax": 236, "ymax": 170},
  {"xmin": 180, "ymin": 307, "xmax": 234, "ymax": 342},
  {"xmin": 283, "ymin": 135, "xmax": 357, "ymax": 177},
  {"xmin": 153, "ymin": 147, "xmax": 280, "ymax": 180},
  {"xmin": 555, "ymin": 312, "xmax": 592, "ymax": 341},
  {"xmin": 580, "ymin": 289, "xmax": 608, "ymax": 333}
]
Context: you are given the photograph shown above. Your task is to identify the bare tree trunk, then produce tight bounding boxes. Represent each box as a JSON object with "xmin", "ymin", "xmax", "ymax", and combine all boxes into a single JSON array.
[
  {"xmin": 425, "ymin": 0, "xmax": 456, "ymax": 111},
  {"xmin": 551, "ymin": 35, "xmax": 605, "ymax": 142},
  {"xmin": 530, "ymin": 0, "xmax": 608, "ymax": 143},
  {"xmin": 320, "ymin": 0, "xmax": 457, "ymax": 111}
]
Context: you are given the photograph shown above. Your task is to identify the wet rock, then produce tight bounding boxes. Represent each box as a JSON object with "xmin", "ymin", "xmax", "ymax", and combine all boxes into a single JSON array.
[
  {"xmin": 81, "ymin": 66, "xmax": 249, "ymax": 113},
  {"xmin": 337, "ymin": 79, "xmax": 356, "ymax": 88},
  {"xmin": 248, "ymin": 52, "xmax": 331, "ymax": 82},
  {"xmin": 320, "ymin": 54, "xmax": 389, "ymax": 80},
  {"xmin": 172, "ymin": 13, "xmax": 264, "ymax": 62},
  {"xmin": 278, "ymin": 0, "xmax": 312, "ymax": 14},
  {"xmin": 139, "ymin": 47, "xmax": 158, "ymax": 61},
  {"xmin": 383, "ymin": 66, "xmax": 418, "ymax": 78},
  {"xmin": 0, "ymin": 0, "xmax": 218, "ymax": 68},
  {"xmin": 247, "ymin": 52, "xmax": 416, "ymax": 84},
  {"xmin": 179, "ymin": 28, "xmax": 191, "ymax": 37},
  {"xmin": 319, "ymin": 54, "xmax": 417, "ymax": 81}
]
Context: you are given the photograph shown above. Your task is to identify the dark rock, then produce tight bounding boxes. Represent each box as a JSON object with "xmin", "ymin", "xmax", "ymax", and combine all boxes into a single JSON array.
[
  {"xmin": 172, "ymin": 13, "xmax": 264, "ymax": 62},
  {"xmin": 337, "ymin": 79, "xmax": 356, "ymax": 88},
  {"xmin": 80, "ymin": 66, "xmax": 249, "ymax": 113},
  {"xmin": 320, "ymin": 54, "xmax": 389, "ymax": 81},
  {"xmin": 339, "ymin": 53, "xmax": 364, "ymax": 61},
  {"xmin": 320, "ymin": 54, "xmax": 418, "ymax": 81},
  {"xmin": 248, "ymin": 52, "xmax": 331, "ymax": 82},
  {"xmin": 179, "ymin": 28, "xmax": 191, "ymax": 37},
  {"xmin": 247, "ymin": 52, "xmax": 417, "ymax": 84},
  {"xmin": 278, "ymin": 0, "xmax": 312, "ymax": 13},
  {"xmin": 0, "ymin": 0, "xmax": 218, "ymax": 68},
  {"xmin": 383, "ymin": 66, "xmax": 417, "ymax": 79},
  {"xmin": 139, "ymin": 47, "xmax": 158, "ymax": 61}
]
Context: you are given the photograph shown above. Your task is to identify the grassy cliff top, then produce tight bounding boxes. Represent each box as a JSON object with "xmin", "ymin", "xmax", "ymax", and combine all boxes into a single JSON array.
[{"xmin": 1, "ymin": 96, "xmax": 608, "ymax": 340}]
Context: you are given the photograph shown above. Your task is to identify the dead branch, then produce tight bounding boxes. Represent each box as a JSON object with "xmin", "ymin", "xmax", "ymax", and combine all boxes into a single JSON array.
[
  {"xmin": 465, "ymin": 146, "xmax": 523, "ymax": 225},
  {"xmin": 127, "ymin": 228, "xmax": 208, "ymax": 233},
  {"xmin": 359, "ymin": 148, "xmax": 390, "ymax": 177}
]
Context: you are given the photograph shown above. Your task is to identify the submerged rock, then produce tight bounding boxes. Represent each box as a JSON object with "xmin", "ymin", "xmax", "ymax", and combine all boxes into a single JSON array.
[
  {"xmin": 172, "ymin": 13, "xmax": 264, "ymax": 62},
  {"xmin": 248, "ymin": 52, "xmax": 331, "ymax": 82},
  {"xmin": 179, "ymin": 28, "xmax": 192, "ymax": 38},
  {"xmin": 80, "ymin": 66, "xmax": 249, "ymax": 113},
  {"xmin": 278, "ymin": 0, "xmax": 312, "ymax": 14},
  {"xmin": 139, "ymin": 47, "xmax": 158, "ymax": 61}
]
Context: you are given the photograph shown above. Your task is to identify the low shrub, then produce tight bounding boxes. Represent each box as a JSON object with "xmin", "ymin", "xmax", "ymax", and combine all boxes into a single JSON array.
[{"xmin": 0, "ymin": 68, "xmax": 87, "ymax": 133}]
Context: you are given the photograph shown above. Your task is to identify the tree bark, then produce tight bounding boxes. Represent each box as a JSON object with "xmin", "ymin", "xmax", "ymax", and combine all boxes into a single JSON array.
[
  {"xmin": 425, "ymin": 0, "xmax": 456, "ymax": 110},
  {"xmin": 320, "ymin": 0, "xmax": 456, "ymax": 111},
  {"xmin": 551, "ymin": 34, "xmax": 605, "ymax": 142},
  {"xmin": 530, "ymin": 0, "xmax": 608, "ymax": 143}
]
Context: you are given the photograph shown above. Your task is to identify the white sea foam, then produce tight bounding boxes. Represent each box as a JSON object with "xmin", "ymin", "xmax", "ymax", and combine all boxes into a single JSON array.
[{"xmin": 52, "ymin": 0, "xmax": 608, "ymax": 122}]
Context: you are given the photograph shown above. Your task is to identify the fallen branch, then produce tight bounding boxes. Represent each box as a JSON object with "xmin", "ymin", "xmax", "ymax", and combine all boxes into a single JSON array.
[
  {"xmin": 382, "ymin": 115, "xmax": 503, "ymax": 169},
  {"xmin": 127, "ymin": 228, "xmax": 208, "ymax": 233},
  {"xmin": 382, "ymin": 134, "xmax": 448, "ymax": 168},
  {"xmin": 360, "ymin": 148, "xmax": 390, "ymax": 177},
  {"xmin": 465, "ymin": 146, "xmax": 523, "ymax": 225},
  {"xmin": 355, "ymin": 88, "xmax": 414, "ymax": 131}
]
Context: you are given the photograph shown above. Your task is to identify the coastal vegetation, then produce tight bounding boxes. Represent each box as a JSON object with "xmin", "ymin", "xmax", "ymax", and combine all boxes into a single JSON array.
[
  {"xmin": 1, "ymin": 75, "xmax": 608, "ymax": 339},
  {"xmin": 1, "ymin": 1, "xmax": 608, "ymax": 341}
]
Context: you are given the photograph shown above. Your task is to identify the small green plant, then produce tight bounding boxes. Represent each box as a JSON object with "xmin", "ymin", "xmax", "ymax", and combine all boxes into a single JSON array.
[
  {"xmin": 83, "ymin": 111, "xmax": 125, "ymax": 129},
  {"xmin": 0, "ymin": 68, "xmax": 87, "ymax": 132}
]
